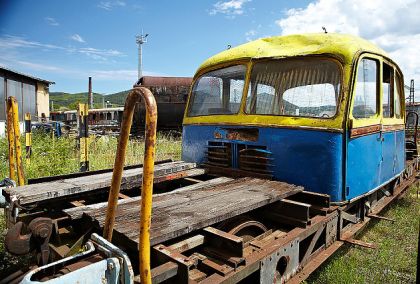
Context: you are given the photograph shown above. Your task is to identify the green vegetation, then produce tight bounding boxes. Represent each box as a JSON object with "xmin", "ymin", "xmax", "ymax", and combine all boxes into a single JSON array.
[
  {"xmin": 0, "ymin": 133, "xmax": 182, "ymax": 181},
  {"xmin": 307, "ymin": 187, "xmax": 419, "ymax": 284},
  {"xmin": 50, "ymin": 90, "xmax": 130, "ymax": 110},
  {"xmin": 0, "ymin": 134, "xmax": 418, "ymax": 282}
]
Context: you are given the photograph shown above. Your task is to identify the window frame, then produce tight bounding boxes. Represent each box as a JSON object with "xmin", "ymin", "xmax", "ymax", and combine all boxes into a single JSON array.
[
  {"xmin": 393, "ymin": 69, "xmax": 404, "ymax": 119},
  {"xmin": 186, "ymin": 64, "xmax": 248, "ymax": 117},
  {"xmin": 351, "ymin": 57, "xmax": 380, "ymax": 120},
  {"xmin": 381, "ymin": 62, "xmax": 394, "ymax": 119},
  {"xmin": 244, "ymin": 56, "xmax": 344, "ymax": 120}
]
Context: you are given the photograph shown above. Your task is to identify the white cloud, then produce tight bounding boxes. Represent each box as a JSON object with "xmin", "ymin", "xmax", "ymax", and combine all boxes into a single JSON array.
[
  {"xmin": 98, "ymin": 0, "xmax": 126, "ymax": 11},
  {"xmin": 78, "ymin": 47, "xmax": 123, "ymax": 61},
  {"xmin": 210, "ymin": 0, "xmax": 251, "ymax": 18},
  {"xmin": 45, "ymin": 17, "xmax": 59, "ymax": 26},
  {"xmin": 70, "ymin": 34, "xmax": 85, "ymax": 43},
  {"xmin": 0, "ymin": 35, "xmax": 124, "ymax": 62},
  {"xmin": 91, "ymin": 69, "xmax": 137, "ymax": 81},
  {"xmin": 0, "ymin": 35, "xmax": 62, "ymax": 50},
  {"xmin": 276, "ymin": 0, "xmax": 420, "ymax": 88},
  {"xmin": 15, "ymin": 60, "xmax": 63, "ymax": 72},
  {"xmin": 91, "ymin": 69, "xmax": 166, "ymax": 81},
  {"xmin": 245, "ymin": 29, "xmax": 257, "ymax": 41}
]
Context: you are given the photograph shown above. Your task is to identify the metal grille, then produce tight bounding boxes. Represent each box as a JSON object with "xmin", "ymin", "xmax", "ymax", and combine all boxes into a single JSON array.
[
  {"xmin": 205, "ymin": 141, "xmax": 273, "ymax": 177},
  {"xmin": 238, "ymin": 145, "xmax": 273, "ymax": 176},
  {"xmin": 205, "ymin": 141, "xmax": 232, "ymax": 168}
]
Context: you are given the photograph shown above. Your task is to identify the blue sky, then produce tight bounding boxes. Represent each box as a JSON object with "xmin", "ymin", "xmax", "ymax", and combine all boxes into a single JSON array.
[
  {"xmin": 0, "ymin": 0, "xmax": 310, "ymax": 94},
  {"xmin": 1, "ymin": 0, "xmax": 419, "ymax": 96}
]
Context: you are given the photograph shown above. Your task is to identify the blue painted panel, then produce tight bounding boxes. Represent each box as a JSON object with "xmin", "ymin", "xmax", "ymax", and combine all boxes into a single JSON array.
[
  {"xmin": 346, "ymin": 132, "xmax": 382, "ymax": 199},
  {"xmin": 346, "ymin": 129, "xmax": 405, "ymax": 200},
  {"xmin": 182, "ymin": 125, "xmax": 344, "ymax": 202},
  {"xmin": 395, "ymin": 130, "xmax": 406, "ymax": 175},
  {"xmin": 381, "ymin": 131, "xmax": 396, "ymax": 183}
]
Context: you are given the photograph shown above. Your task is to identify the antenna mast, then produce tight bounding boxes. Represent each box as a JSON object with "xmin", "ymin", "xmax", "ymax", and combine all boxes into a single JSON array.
[
  {"xmin": 410, "ymin": 79, "xmax": 415, "ymax": 105},
  {"xmin": 136, "ymin": 30, "xmax": 148, "ymax": 80}
]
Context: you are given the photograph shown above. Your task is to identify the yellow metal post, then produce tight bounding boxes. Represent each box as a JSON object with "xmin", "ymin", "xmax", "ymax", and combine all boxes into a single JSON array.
[
  {"xmin": 25, "ymin": 113, "xmax": 32, "ymax": 164},
  {"xmin": 78, "ymin": 103, "xmax": 89, "ymax": 172},
  {"xmin": 6, "ymin": 99, "xmax": 16, "ymax": 181},
  {"xmin": 8, "ymin": 97, "xmax": 25, "ymax": 186},
  {"xmin": 103, "ymin": 87, "xmax": 157, "ymax": 284}
]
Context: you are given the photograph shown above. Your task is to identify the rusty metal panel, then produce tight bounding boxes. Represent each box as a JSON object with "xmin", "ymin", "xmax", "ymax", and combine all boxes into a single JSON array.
[
  {"xmin": 139, "ymin": 76, "xmax": 192, "ymax": 87},
  {"xmin": 259, "ymin": 239, "xmax": 299, "ymax": 284}
]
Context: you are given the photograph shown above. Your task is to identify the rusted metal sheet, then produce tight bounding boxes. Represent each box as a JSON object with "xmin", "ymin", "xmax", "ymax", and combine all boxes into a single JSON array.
[
  {"xmin": 382, "ymin": 124, "xmax": 405, "ymax": 132},
  {"xmin": 133, "ymin": 76, "xmax": 193, "ymax": 133},
  {"xmin": 5, "ymin": 217, "xmax": 53, "ymax": 265},
  {"xmin": 213, "ymin": 128, "xmax": 259, "ymax": 142},
  {"xmin": 139, "ymin": 76, "xmax": 193, "ymax": 87},
  {"xmin": 349, "ymin": 124, "xmax": 381, "ymax": 138}
]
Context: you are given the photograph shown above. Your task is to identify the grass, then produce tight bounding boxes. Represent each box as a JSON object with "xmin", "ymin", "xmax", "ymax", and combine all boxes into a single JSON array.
[
  {"xmin": 0, "ymin": 132, "xmax": 182, "ymax": 181},
  {"xmin": 307, "ymin": 186, "xmax": 419, "ymax": 284},
  {"xmin": 0, "ymin": 134, "xmax": 418, "ymax": 282}
]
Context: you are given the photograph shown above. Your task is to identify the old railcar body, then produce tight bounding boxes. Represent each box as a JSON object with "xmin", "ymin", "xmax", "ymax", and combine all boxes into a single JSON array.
[
  {"xmin": 182, "ymin": 33, "xmax": 405, "ymax": 203},
  {"xmin": 133, "ymin": 76, "xmax": 192, "ymax": 133}
]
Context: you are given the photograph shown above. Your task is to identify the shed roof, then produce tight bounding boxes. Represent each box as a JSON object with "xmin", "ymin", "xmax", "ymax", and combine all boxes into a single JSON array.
[
  {"xmin": 199, "ymin": 33, "xmax": 387, "ymax": 71},
  {"xmin": 0, "ymin": 66, "xmax": 55, "ymax": 85}
]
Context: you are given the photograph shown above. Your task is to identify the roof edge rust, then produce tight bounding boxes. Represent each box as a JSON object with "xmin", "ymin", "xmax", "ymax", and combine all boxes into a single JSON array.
[{"xmin": 198, "ymin": 33, "xmax": 387, "ymax": 71}]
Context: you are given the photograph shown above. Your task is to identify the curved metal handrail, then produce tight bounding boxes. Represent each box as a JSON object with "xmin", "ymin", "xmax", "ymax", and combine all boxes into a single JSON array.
[{"xmin": 103, "ymin": 86, "xmax": 157, "ymax": 284}]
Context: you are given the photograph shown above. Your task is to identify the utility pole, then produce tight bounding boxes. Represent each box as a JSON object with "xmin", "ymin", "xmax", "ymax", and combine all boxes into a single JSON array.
[
  {"xmin": 410, "ymin": 79, "xmax": 415, "ymax": 105},
  {"xmin": 88, "ymin": 77, "xmax": 93, "ymax": 109},
  {"xmin": 136, "ymin": 30, "xmax": 149, "ymax": 80}
]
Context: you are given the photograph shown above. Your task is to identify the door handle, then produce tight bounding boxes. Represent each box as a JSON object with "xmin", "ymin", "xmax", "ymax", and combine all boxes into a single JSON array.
[{"xmin": 377, "ymin": 131, "xmax": 384, "ymax": 142}]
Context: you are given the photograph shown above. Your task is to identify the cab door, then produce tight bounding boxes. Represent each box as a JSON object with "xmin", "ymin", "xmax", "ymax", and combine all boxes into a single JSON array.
[
  {"xmin": 346, "ymin": 56, "xmax": 382, "ymax": 200},
  {"xmin": 380, "ymin": 62, "xmax": 405, "ymax": 183}
]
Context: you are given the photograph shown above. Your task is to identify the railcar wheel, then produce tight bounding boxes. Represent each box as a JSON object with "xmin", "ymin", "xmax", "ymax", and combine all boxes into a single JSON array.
[{"xmin": 218, "ymin": 216, "xmax": 268, "ymax": 242}]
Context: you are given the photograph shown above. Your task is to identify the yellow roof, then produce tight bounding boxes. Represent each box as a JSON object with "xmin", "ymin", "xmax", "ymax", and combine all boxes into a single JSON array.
[{"xmin": 199, "ymin": 33, "xmax": 387, "ymax": 71}]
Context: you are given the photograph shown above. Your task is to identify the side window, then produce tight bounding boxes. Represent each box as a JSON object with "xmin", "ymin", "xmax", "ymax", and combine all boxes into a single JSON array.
[
  {"xmin": 353, "ymin": 58, "xmax": 378, "ymax": 119},
  {"xmin": 247, "ymin": 83, "xmax": 276, "ymax": 115},
  {"xmin": 382, "ymin": 63, "xmax": 393, "ymax": 118},
  {"xmin": 394, "ymin": 72, "xmax": 402, "ymax": 119}
]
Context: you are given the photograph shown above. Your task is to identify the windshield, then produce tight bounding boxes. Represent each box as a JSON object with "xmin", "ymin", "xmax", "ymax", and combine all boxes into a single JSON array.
[
  {"xmin": 246, "ymin": 59, "xmax": 341, "ymax": 118},
  {"xmin": 188, "ymin": 65, "xmax": 246, "ymax": 116}
]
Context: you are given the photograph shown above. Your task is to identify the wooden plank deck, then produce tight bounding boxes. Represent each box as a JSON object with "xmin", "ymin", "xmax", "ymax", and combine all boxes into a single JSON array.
[
  {"xmin": 74, "ymin": 177, "xmax": 303, "ymax": 247},
  {"xmin": 64, "ymin": 177, "xmax": 233, "ymax": 220},
  {"xmin": 4, "ymin": 161, "xmax": 199, "ymax": 205}
]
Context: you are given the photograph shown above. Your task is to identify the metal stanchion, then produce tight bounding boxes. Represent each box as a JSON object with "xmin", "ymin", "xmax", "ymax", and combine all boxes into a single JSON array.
[
  {"xmin": 78, "ymin": 103, "xmax": 89, "ymax": 172},
  {"xmin": 25, "ymin": 113, "xmax": 32, "ymax": 164}
]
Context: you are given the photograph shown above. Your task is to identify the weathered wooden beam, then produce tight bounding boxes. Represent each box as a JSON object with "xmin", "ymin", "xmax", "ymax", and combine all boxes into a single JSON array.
[
  {"xmin": 343, "ymin": 238, "xmax": 377, "ymax": 249},
  {"xmin": 203, "ymin": 227, "xmax": 244, "ymax": 257},
  {"xmin": 168, "ymin": 235, "xmax": 205, "ymax": 253},
  {"xmin": 5, "ymin": 161, "xmax": 199, "ymax": 205}
]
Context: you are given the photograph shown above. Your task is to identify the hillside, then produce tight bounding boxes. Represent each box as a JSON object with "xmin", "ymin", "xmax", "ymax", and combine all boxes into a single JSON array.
[{"xmin": 50, "ymin": 90, "xmax": 130, "ymax": 110}]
